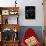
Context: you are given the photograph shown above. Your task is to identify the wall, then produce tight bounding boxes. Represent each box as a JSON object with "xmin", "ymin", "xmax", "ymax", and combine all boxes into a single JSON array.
[
  {"xmin": 0, "ymin": 0, "xmax": 44, "ymax": 26},
  {"xmin": 18, "ymin": 0, "xmax": 44, "ymax": 26}
]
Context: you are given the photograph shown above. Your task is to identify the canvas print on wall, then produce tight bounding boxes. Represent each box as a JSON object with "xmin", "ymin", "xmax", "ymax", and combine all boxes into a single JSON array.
[{"xmin": 25, "ymin": 6, "xmax": 35, "ymax": 19}]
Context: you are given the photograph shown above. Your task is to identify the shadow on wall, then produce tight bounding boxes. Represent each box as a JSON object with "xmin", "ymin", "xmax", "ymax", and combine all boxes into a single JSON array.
[{"xmin": 18, "ymin": 26, "xmax": 44, "ymax": 44}]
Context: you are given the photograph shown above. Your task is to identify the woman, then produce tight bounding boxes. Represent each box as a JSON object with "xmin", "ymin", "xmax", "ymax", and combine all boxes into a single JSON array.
[{"xmin": 21, "ymin": 28, "xmax": 41, "ymax": 46}]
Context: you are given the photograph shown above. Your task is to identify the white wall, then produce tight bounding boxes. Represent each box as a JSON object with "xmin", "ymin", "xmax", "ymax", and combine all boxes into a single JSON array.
[
  {"xmin": 18, "ymin": 0, "xmax": 44, "ymax": 26},
  {"xmin": 0, "ymin": 0, "xmax": 44, "ymax": 26}
]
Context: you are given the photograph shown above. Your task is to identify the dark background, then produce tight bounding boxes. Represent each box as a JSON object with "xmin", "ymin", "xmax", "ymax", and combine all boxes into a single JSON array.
[{"xmin": 25, "ymin": 6, "xmax": 35, "ymax": 19}]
